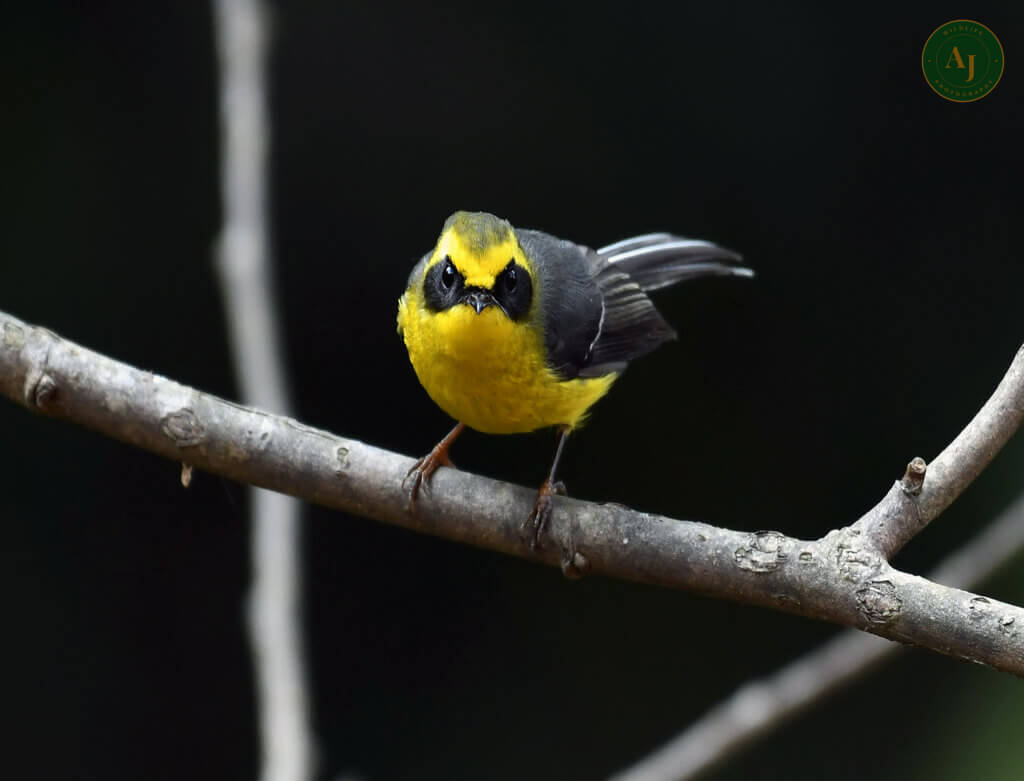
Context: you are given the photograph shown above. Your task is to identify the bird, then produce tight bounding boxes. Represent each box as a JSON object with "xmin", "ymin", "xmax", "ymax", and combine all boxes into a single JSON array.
[{"xmin": 396, "ymin": 211, "xmax": 751, "ymax": 555}]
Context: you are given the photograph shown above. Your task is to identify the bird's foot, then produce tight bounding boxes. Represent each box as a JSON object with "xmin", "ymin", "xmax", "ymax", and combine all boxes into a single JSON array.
[
  {"xmin": 521, "ymin": 479, "xmax": 566, "ymax": 551},
  {"xmin": 521, "ymin": 479, "xmax": 554, "ymax": 550},
  {"xmin": 404, "ymin": 446, "xmax": 454, "ymax": 511},
  {"xmin": 521, "ymin": 481, "xmax": 588, "ymax": 578}
]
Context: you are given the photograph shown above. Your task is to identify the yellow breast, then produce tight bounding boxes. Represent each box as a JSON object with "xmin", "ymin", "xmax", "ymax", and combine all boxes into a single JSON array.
[{"xmin": 397, "ymin": 290, "xmax": 616, "ymax": 434}]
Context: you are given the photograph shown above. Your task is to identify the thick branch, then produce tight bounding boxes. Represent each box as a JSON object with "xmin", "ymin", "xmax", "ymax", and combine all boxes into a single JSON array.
[
  {"xmin": 2, "ymin": 310, "xmax": 1024, "ymax": 675},
  {"xmin": 852, "ymin": 345, "xmax": 1024, "ymax": 558}
]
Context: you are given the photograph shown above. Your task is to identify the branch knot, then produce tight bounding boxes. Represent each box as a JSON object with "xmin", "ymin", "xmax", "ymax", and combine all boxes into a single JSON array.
[
  {"xmin": 161, "ymin": 408, "xmax": 208, "ymax": 447},
  {"xmin": 901, "ymin": 457, "xmax": 927, "ymax": 496},
  {"xmin": 856, "ymin": 580, "xmax": 903, "ymax": 625},
  {"xmin": 735, "ymin": 531, "xmax": 788, "ymax": 573}
]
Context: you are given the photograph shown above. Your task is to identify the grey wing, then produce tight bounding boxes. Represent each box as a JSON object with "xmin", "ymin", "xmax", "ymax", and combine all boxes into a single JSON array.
[
  {"xmin": 515, "ymin": 228, "xmax": 605, "ymax": 380},
  {"xmin": 516, "ymin": 228, "xmax": 750, "ymax": 380},
  {"xmin": 597, "ymin": 233, "xmax": 751, "ymax": 291},
  {"xmin": 578, "ymin": 233, "xmax": 751, "ymax": 376}
]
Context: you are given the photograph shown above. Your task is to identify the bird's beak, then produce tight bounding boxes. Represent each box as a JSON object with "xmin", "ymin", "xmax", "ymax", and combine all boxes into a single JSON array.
[{"xmin": 462, "ymin": 289, "xmax": 495, "ymax": 314}]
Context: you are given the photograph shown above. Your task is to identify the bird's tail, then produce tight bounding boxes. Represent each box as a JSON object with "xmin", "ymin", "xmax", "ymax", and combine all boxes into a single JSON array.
[{"xmin": 596, "ymin": 233, "xmax": 752, "ymax": 292}]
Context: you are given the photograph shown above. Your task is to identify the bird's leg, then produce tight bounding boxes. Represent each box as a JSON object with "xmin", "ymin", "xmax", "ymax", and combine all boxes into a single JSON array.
[
  {"xmin": 522, "ymin": 426, "xmax": 570, "ymax": 551},
  {"xmin": 405, "ymin": 422, "xmax": 465, "ymax": 511}
]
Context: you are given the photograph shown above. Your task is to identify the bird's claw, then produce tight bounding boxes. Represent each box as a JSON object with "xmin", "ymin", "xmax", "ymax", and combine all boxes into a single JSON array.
[
  {"xmin": 521, "ymin": 482, "xmax": 587, "ymax": 578},
  {"xmin": 404, "ymin": 449, "xmax": 453, "ymax": 512},
  {"xmin": 521, "ymin": 479, "xmax": 562, "ymax": 551},
  {"xmin": 403, "ymin": 459, "xmax": 429, "ymax": 510},
  {"xmin": 522, "ymin": 493, "xmax": 552, "ymax": 551}
]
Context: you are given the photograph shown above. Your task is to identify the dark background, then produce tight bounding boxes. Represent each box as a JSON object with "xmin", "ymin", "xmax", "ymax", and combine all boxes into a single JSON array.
[{"xmin": 3, "ymin": 3, "xmax": 1023, "ymax": 779}]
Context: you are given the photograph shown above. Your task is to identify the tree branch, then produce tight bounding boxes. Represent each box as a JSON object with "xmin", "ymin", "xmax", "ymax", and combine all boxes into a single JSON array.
[
  {"xmin": 2, "ymin": 309, "xmax": 1023, "ymax": 674},
  {"xmin": 612, "ymin": 488, "xmax": 1024, "ymax": 781},
  {"xmin": 852, "ymin": 345, "xmax": 1024, "ymax": 558}
]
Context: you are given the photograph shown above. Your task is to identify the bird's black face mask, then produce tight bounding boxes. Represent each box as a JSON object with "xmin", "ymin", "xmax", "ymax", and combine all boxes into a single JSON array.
[{"xmin": 424, "ymin": 257, "xmax": 533, "ymax": 321}]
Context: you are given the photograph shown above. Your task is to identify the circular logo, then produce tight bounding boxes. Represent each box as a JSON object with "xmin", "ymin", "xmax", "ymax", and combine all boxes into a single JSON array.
[{"xmin": 922, "ymin": 20, "xmax": 1004, "ymax": 102}]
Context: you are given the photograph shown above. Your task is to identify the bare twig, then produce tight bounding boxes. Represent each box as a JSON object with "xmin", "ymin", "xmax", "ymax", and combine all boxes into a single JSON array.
[
  {"xmin": 611, "ymin": 489, "xmax": 1024, "ymax": 781},
  {"xmin": 853, "ymin": 345, "xmax": 1024, "ymax": 558},
  {"xmin": 2, "ymin": 310, "xmax": 1023, "ymax": 675},
  {"xmin": 212, "ymin": 2, "xmax": 313, "ymax": 780}
]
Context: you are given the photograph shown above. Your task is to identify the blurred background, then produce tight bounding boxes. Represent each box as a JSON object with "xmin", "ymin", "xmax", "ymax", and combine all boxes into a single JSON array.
[{"xmin": 2, "ymin": 2, "xmax": 1023, "ymax": 779}]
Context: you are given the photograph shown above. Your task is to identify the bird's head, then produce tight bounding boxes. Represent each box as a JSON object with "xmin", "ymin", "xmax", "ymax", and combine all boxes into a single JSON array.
[{"xmin": 420, "ymin": 211, "xmax": 535, "ymax": 321}]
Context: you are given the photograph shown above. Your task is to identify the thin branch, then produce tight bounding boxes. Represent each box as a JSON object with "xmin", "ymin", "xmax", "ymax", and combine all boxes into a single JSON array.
[
  {"xmin": 2, "ymin": 310, "xmax": 1024, "ymax": 674},
  {"xmin": 853, "ymin": 345, "xmax": 1024, "ymax": 558},
  {"xmin": 611, "ymin": 489, "xmax": 1024, "ymax": 781},
  {"xmin": 212, "ymin": 1, "xmax": 313, "ymax": 780}
]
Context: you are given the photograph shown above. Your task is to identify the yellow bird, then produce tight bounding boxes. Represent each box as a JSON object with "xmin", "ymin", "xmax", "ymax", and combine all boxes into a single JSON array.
[{"xmin": 397, "ymin": 211, "xmax": 750, "ymax": 550}]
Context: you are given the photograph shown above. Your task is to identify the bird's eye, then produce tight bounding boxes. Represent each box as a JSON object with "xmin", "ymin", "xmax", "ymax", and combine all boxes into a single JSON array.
[
  {"xmin": 492, "ymin": 260, "xmax": 532, "ymax": 321},
  {"xmin": 502, "ymin": 263, "xmax": 517, "ymax": 292},
  {"xmin": 423, "ymin": 255, "xmax": 462, "ymax": 312},
  {"xmin": 441, "ymin": 258, "xmax": 456, "ymax": 289}
]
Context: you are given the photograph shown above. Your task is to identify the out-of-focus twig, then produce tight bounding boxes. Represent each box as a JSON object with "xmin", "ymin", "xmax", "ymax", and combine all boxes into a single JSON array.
[
  {"xmin": 212, "ymin": 2, "xmax": 313, "ymax": 780},
  {"xmin": 611, "ymin": 490, "xmax": 1024, "ymax": 781}
]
